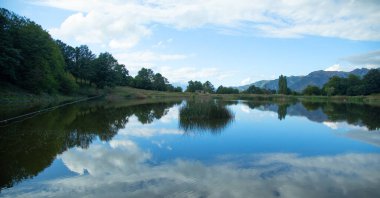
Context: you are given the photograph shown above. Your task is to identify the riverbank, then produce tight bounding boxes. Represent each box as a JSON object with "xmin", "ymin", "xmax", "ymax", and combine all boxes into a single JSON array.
[
  {"xmin": 2, "ymin": 85, "xmax": 380, "ymax": 108},
  {"xmin": 108, "ymin": 86, "xmax": 380, "ymax": 105}
]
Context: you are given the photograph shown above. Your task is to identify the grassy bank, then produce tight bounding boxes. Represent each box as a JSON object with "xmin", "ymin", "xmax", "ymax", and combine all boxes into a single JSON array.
[
  {"xmin": 0, "ymin": 83, "xmax": 109, "ymax": 120},
  {"xmin": 108, "ymin": 86, "xmax": 380, "ymax": 105},
  {"xmin": 2, "ymin": 85, "xmax": 380, "ymax": 107}
]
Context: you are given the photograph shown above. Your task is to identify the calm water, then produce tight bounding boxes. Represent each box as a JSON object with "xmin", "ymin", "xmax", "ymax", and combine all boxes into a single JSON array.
[{"xmin": 1, "ymin": 99, "xmax": 380, "ymax": 198}]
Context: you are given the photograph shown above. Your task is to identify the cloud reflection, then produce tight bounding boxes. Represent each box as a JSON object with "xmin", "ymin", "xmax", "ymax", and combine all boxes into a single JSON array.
[{"xmin": 3, "ymin": 141, "xmax": 380, "ymax": 198}]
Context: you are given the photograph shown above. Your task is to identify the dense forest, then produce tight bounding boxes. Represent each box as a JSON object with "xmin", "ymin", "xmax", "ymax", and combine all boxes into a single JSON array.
[{"xmin": 0, "ymin": 8, "xmax": 181, "ymax": 95}]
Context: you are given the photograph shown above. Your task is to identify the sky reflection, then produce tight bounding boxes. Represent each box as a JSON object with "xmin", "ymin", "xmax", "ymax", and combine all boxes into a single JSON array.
[{"xmin": 1, "ymin": 100, "xmax": 380, "ymax": 197}]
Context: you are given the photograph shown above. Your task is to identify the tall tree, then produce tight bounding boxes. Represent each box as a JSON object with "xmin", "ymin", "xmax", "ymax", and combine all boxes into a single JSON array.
[
  {"xmin": 362, "ymin": 69, "xmax": 380, "ymax": 95},
  {"xmin": 186, "ymin": 80, "xmax": 203, "ymax": 92},
  {"xmin": 278, "ymin": 75, "xmax": 288, "ymax": 94},
  {"xmin": 113, "ymin": 64, "xmax": 130, "ymax": 86},
  {"xmin": 152, "ymin": 73, "xmax": 168, "ymax": 91},
  {"xmin": 0, "ymin": 8, "xmax": 77, "ymax": 94},
  {"xmin": 0, "ymin": 9, "xmax": 21, "ymax": 82},
  {"xmin": 202, "ymin": 81, "xmax": 215, "ymax": 93},
  {"xmin": 56, "ymin": 40, "xmax": 76, "ymax": 73},
  {"xmin": 75, "ymin": 45, "xmax": 95, "ymax": 83},
  {"xmin": 134, "ymin": 68, "xmax": 154, "ymax": 89},
  {"xmin": 91, "ymin": 52, "xmax": 117, "ymax": 88}
]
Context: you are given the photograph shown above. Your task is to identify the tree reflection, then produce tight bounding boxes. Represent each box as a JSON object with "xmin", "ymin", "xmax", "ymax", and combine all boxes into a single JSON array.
[
  {"xmin": 301, "ymin": 102, "xmax": 380, "ymax": 130},
  {"xmin": 0, "ymin": 100, "xmax": 180, "ymax": 190},
  {"xmin": 244, "ymin": 100, "xmax": 380, "ymax": 130},
  {"xmin": 179, "ymin": 100, "xmax": 234, "ymax": 134},
  {"xmin": 277, "ymin": 104, "xmax": 290, "ymax": 120}
]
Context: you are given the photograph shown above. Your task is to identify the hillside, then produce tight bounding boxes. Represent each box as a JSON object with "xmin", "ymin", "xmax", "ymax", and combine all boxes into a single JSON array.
[{"xmin": 238, "ymin": 68, "xmax": 376, "ymax": 92}]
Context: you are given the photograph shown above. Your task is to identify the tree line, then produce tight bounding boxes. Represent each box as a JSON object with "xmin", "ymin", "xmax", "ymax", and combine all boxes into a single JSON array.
[
  {"xmin": 302, "ymin": 70, "xmax": 380, "ymax": 96},
  {"xmin": 0, "ymin": 8, "xmax": 181, "ymax": 94},
  {"xmin": 185, "ymin": 80, "xmax": 240, "ymax": 94}
]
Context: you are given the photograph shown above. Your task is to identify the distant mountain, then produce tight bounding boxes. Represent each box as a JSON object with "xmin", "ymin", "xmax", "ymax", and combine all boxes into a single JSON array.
[{"xmin": 238, "ymin": 68, "xmax": 376, "ymax": 92}]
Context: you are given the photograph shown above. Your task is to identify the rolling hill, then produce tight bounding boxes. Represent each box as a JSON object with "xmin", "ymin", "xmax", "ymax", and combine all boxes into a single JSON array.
[{"xmin": 238, "ymin": 68, "xmax": 375, "ymax": 92}]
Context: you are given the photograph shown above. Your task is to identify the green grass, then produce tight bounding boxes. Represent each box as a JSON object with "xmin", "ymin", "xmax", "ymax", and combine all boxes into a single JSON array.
[
  {"xmin": 179, "ymin": 100, "xmax": 234, "ymax": 133},
  {"xmin": 108, "ymin": 86, "xmax": 380, "ymax": 105},
  {"xmin": 2, "ymin": 84, "xmax": 380, "ymax": 107}
]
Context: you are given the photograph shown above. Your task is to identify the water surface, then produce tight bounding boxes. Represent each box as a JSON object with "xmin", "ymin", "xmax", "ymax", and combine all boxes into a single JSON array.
[{"xmin": 1, "ymin": 99, "xmax": 380, "ymax": 198}]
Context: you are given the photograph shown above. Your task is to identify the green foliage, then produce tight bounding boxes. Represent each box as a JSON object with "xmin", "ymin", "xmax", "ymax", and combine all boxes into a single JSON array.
[
  {"xmin": 244, "ymin": 85, "xmax": 275, "ymax": 94},
  {"xmin": 322, "ymin": 76, "xmax": 348, "ymax": 96},
  {"xmin": 75, "ymin": 45, "xmax": 96, "ymax": 83},
  {"xmin": 216, "ymin": 86, "xmax": 239, "ymax": 94},
  {"xmin": 113, "ymin": 64, "xmax": 130, "ymax": 86},
  {"xmin": 278, "ymin": 75, "xmax": 288, "ymax": 94},
  {"xmin": 0, "ymin": 10, "xmax": 22, "ymax": 82},
  {"xmin": 321, "ymin": 70, "xmax": 379, "ymax": 96},
  {"xmin": 186, "ymin": 80, "xmax": 215, "ymax": 93},
  {"xmin": 0, "ymin": 8, "xmax": 78, "ymax": 94},
  {"xmin": 277, "ymin": 104, "xmax": 289, "ymax": 120},
  {"xmin": 134, "ymin": 68, "xmax": 154, "ymax": 90},
  {"xmin": 129, "ymin": 68, "xmax": 179, "ymax": 92},
  {"xmin": 362, "ymin": 69, "xmax": 380, "ymax": 95},
  {"xmin": 165, "ymin": 84, "xmax": 182, "ymax": 92},
  {"xmin": 202, "ymin": 81, "xmax": 215, "ymax": 93},
  {"xmin": 152, "ymin": 73, "xmax": 169, "ymax": 91},
  {"xmin": 186, "ymin": 80, "xmax": 203, "ymax": 92},
  {"xmin": 58, "ymin": 72, "xmax": 79, "ymax": 94},
  {"xmin": 90, "ymin": 52, "xmax": 118, "ymax": 88},
  {"xmin": 179, "ymin": 100, "xmax": 234, "ymax": 133},
  {"xmin": 302, "ymin": 85, "xmax": 322, "ymax": 95}
]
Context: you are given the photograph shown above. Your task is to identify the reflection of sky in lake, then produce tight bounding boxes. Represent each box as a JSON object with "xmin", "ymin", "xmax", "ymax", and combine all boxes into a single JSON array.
[{"xmin": 2, "ymin": 102, "xmax": 380, "ymax": 198}]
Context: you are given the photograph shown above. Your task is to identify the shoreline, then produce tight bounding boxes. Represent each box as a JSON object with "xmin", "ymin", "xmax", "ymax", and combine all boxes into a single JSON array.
[{"xmin": 1, "ymin": 86, "xmax": 379, "ymax": 107}]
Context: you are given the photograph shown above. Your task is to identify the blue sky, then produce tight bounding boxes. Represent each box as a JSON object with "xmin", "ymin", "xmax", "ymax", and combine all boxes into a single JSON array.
[{"xmin": 2, "ymin": 0, "xmax": 380, "ymax": 87}]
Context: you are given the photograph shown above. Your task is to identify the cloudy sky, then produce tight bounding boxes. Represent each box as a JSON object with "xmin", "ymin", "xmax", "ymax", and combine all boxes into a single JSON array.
[{"xmin": 3, "ymin": 0, "xmax": 380, "ymax": 86}]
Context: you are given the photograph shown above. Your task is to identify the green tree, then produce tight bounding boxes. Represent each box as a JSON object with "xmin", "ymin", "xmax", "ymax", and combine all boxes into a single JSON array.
[
  {"xmin": 152, "ymin": 73, "xmax": 168, "ymax": 91},
  {"xmin": 202, "ymin": 81, "xmax": 215, "ymax": 93},
  {"xmin": 91, "ymin": 52, "xmax": 118, "ymax": 88},
  {"xmin": 216, "ymin": 86, "xmax": 239, "ymax": 94},
  {"xmin": 75, "ymin": 45, "xmax": 95, "ymax": 84},
  {"xmin": 0, "ymin": 8, "xmax": 77, "ymax": 94},
  {"xmin": 346, "ymin": 74, "xmax": 364, "ymax": 96},
  {"xmin": 113, "ymin": 64, "xmax": 130, "ymax": 86},
  {"xmin": 56, "ymin": 40, "xmax": 76, "ymax": 73},
  {"xmin": 302, "ymin": 85, "xmax": 322, "ymax": 95},
  {"xmin": 134, "ymin": 68, "xmax": 154, "ymax": 89},
  {"xmin": 0, "ymin": 9, "xmax": 22, "ymax": 82},
  {"xmin": 186, "ymin": 80, "xmax": 203, "ymax": 92},
  {"xmin": 362, "ymin": 69, "xmax": 380, "ymax": 95},
  {"xmin": 278, "ymin": 75, "xmax": 288, "ymax": 94},
  {"xmin": 323, "ymin": 76, "xmax": 348, "ymax": 96}
]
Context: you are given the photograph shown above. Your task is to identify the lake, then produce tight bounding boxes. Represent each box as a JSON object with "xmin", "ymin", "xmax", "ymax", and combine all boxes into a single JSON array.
[{"xmin": 1, "ymin": 99, "xmax": 380, "ymax": 198}]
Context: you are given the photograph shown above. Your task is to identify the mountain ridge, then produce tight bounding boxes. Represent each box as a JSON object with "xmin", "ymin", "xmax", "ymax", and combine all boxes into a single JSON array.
[{"xmin": 237, "ymin": 68, "xmax": 377, "ymax": 92}]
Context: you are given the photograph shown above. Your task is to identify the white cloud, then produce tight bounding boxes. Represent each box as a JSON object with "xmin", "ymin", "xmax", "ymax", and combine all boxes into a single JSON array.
[
  {"xmin": 109, "ymin": 36, "xmax": 141, "ymax": 49},
  {"xmin": 117, "ymin": 116, "xmax": 184, "ymax": 137},
  {"xmin": 115, "ymin": 51, "xmax": 188, "ymax": 63},
  {"xmin": 240, "ymin": 106, "xmax": 251, "ymax": 114},
  {"xmin": 157, "ymin": 66, "xmax": 235, "ymax": 84},
  {"xmin": 40, "ymin": 0, "xmax": 380, "ymax": 51},
  {"xmin": 343, "ymin": 50, "xmax": 380, "ymax": 68},
  {"xmin": 5, "ymin": 147, "xmax": 380, "ymax": 198},
  {"xmin": 240, "ymin": 77, "xmax": 252, "ymax": 85},
  {"xmin": 323, "ymin": 121, "xmax": 369, "ymax": 131},
  {"xmin": 113, "ymin": 51, "xmax": 190, "ymax": 74},
  {"xmin": 324, "ymin": 64, "xmax": 350, "ymax": 72}
]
